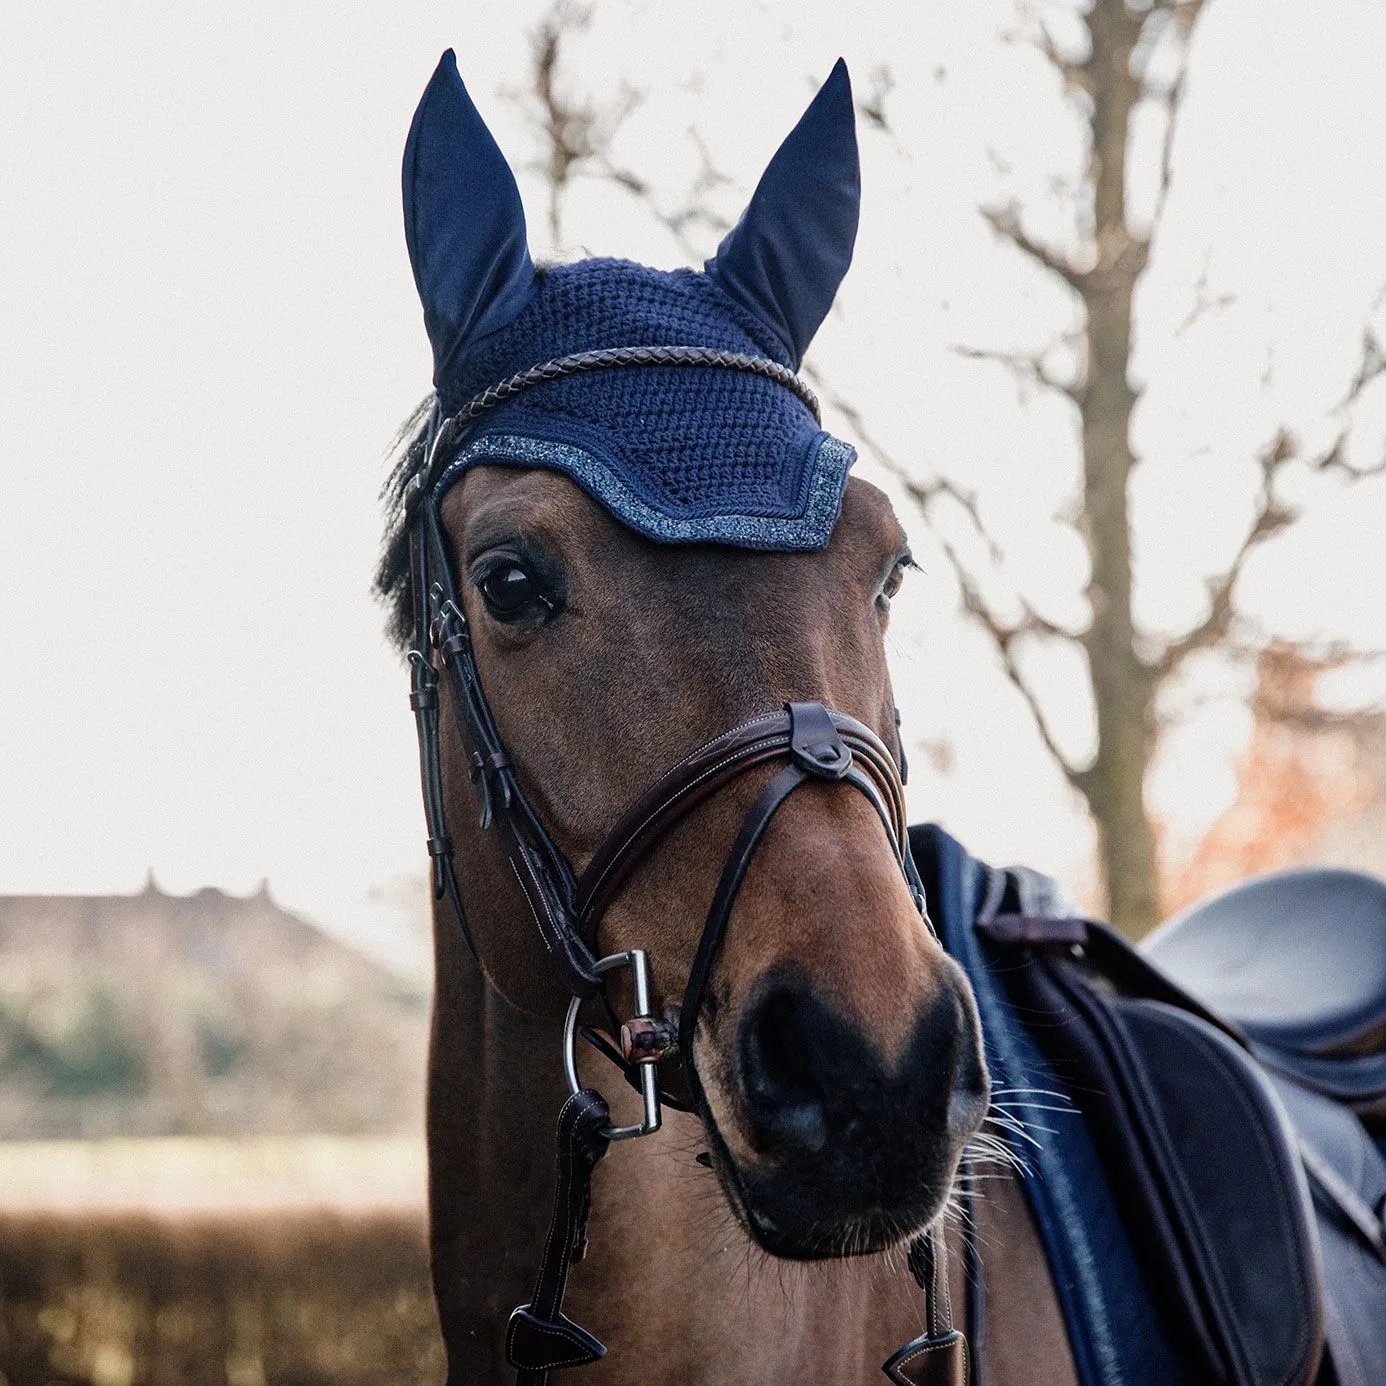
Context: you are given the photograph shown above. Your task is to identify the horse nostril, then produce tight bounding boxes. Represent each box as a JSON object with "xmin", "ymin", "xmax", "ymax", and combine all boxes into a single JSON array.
[{"xmin": 739, "ymin": 988, "xmax": 829, "ymax": 1155}]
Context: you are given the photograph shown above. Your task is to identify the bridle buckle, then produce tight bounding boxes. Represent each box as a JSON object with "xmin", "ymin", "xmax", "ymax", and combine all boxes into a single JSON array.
[{"xmin": 563, "ymin": 950, "xmax": 663, "ymax": 1142}]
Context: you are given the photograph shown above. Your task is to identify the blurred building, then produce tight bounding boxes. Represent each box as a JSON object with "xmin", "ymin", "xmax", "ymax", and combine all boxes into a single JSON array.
[{"xmin": 0, "ymin": 880, "xmax": 429, "ymax": 1139}]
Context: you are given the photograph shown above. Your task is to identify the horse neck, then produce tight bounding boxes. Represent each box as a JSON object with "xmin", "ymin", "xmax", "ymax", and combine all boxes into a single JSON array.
[{"xmin": 425, "ymin": 907, "xmax": 568, "ymax": 1377}]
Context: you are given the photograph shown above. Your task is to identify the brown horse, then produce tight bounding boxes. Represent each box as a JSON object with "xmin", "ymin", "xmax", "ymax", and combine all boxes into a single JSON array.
[
  {"xmin": 379, "ymin": 49, "xmax": 1386, "ymax": 1386},
  {"xmin": 388, "ymin": 469, "xmax": 1076, "ymax": 1385},
  {"xmin": 379, "ymin": 51, "xmax": 1080, "ymax": 1386}
]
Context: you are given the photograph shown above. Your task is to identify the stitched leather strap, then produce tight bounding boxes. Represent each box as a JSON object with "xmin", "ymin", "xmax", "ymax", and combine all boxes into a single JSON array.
[
  {"xmin": 882, "ymin": 1330, "xmax": 969, "ymax": 1386},
  {"xmin": 423, "ymin": 502, "xmax": 602, "ymax": 997},
  {"xmin": 882, "ymin": 1228, "xmax": 969, "ymax": 1385},
  {"xmin": 576, "ymin": 707, "xmax": 908, "ymax": 931},
  {"xmin": 676, "ymin": 703, "xmax": 910, "ymax": 1107},
  {"xmin": 678, "ymin": 761, "xmax": 811, "ymax": 1076},
  {"xmin": 506, "ymin": 1089, "xmax": 612, "ymax": 1385}
]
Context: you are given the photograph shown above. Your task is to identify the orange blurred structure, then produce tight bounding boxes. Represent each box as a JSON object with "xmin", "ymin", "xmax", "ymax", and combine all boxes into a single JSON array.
[{"xmin": 1166, "ymin": 643, "xmax": 1382, "ymax": 914}]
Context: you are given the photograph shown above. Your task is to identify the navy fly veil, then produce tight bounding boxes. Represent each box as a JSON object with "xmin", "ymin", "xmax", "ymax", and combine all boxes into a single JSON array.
[{"xmin": 403, "ymin": 51, "xmax": 861, "ymax": 547}]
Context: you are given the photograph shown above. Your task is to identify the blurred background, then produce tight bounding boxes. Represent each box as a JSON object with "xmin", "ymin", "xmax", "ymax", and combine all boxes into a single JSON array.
[{"xmin": 3, "ymin": 0, "xmax": 1385, "ymax": 1380}]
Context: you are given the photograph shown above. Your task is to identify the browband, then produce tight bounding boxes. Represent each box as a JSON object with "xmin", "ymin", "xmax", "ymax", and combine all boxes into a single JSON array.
[{"xmin": 410, "ymin": 344, "xmax": 821, "ymax": 509}]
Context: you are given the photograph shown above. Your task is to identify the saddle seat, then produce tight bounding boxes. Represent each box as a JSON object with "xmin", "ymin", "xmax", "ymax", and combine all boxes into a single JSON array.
[{"xmin": 1143, "ymin": 868, "xmax": 1386, "ymax": 1120}]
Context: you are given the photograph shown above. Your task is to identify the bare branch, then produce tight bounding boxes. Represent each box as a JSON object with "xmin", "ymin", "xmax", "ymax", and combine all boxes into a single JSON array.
[
  {"xmin": 984, "ymin": 144, "xmax": 1014, "ymax": 179},
  {"xmin": 1337, "ymin": 324, "xmax": 1386, "ymax": 410},
  {"xmin": 1156, "ymin": 431, "xmax": 1300, "ymax": 677},
  {"xmin": 938, "ymin": 535, "xmax": 1089, "ymax": 788},
  {"xmin": 1033, "ymin": 19, "xmax": 1094, "ymax": 100},
  {"xmin": 802, "ymin": 357, "xmax": 1088, "ymax": 665},
  {"xmin": 1241, "ymin": 638, "xmax": 1386, "ymax": 733},
  {"xmin": 1262, "ymin": 700, "xmax": 1386, "ymax": 734},
  {"xmin": 588, "ymin": 127, "xmax": 734, "ymax": 262},
  {"xmin": 951, "ymin": 343, "xmax": 1082, "ymax": 404},
  {"xmin": 1304, "ymin": 323, "xmax": 1386, "ymax": 479},
  {"xmin": 525, "ymin": 1, "xmax": 595, "ymax": 245},
  {"xmin": 1217, "ymin": 625, "xmax": 1386, "ymax": 672},
  {"xmin": 1148, "ymin": 66, "xmax": 1187, "ymax": 237},
  {"xmin": 1175, "ymin": 255, "xmax": 1236, "ymax": 336},
  {"xmin": 918, "ymin": 738, "xmax": 955, "ymax": 776},
  {"xmin": 982, "ymin": 203, "xmax": 1089, "ymax": 290},
  {"xmin": 827, "ymin": 338, "xmax": 1093, "ymax": 786},
  {"xmin": 516, "ymin": 1, "xmax": 746, "ymax": 263},
  {"xmin": 858, "ymin": 65, "xmax": 895, "ymax": 132},
  {"xmin": 1140, "ymin": 1, "xmax": 1205, "ymax": 238},
  {"xmin": 1311, "ymin": 441, "xmax": 1386, "ymax": 482},
  {"xmin": 1004, "ymin": 4, "xmax": 1094, "ymax": 100},
  {"xmin": 512, "ymin": 0, "xmax": 645, "ymax": 247},
  {"xmin": 1154, "ymin": 313, "xmax": 1386, "ymax": 677},
  {"xmin": 799, "ymin": 361, "xmax": 1003, "ymax": 564}
]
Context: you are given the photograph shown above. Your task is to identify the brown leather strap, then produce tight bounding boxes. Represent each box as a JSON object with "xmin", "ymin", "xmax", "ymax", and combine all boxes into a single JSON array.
[
  {"xmin": 678, "ymin": 761, "xmax": 812, "ymax": 1079},
  {"xmin": 675, "ymin": 704, "xmax": 913, "ymax": 1113},
  {"xmin": 575, "ymin": 708, "xmax": 908, "ymax": 929},
  {"xmin": 506, "ymin": 1089, "xmax": 611, "ymax": 1385},
  {"xmin": 882, "ymin": 1331, "xmax": 969, "ymax": 1386},
  {"xmin": 883, "ymin": 1228, "xmax": 969, "ymax": 1385}
]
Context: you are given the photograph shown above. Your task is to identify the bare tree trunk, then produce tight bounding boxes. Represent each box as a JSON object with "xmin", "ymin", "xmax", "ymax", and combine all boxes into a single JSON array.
[
  {"xmin": 514, "ymin": 0, "xmax": 1386, "ymax": 940},
  {"xmin": 1075, "ymin": 0, "xmax": 1161, "ymax": 935}
]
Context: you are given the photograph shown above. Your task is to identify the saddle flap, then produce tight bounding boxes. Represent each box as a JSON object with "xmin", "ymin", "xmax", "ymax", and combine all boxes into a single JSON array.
[
  {"xmin": 1267, "ymin": 1073, "xmax": 1386, "ymax": 1386},
  {"xmin": 1021, "ymin": 954, "xmax": 1324, "ymax": 1386}
]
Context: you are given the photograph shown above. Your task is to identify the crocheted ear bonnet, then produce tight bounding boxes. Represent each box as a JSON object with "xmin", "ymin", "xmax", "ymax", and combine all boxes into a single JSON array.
[{"xmin": 403, "ymin": 51, "xmax": 861, "ymax": 550}]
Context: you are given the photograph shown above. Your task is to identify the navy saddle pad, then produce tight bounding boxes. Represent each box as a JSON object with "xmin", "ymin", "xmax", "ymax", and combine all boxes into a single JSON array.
[
  {"xmin": 981, "ymin": 907, "xmax": 1326, "ymax": 1386},
  {"xmin": 913, "ymin": 827, "xmax": 1386, "ymax": 1386}
]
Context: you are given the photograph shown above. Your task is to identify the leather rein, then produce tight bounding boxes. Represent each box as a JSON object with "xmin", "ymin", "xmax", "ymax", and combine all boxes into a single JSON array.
[{"xmin": 400, "ymin": 345, "xmax": 968, "ymax": 1386}]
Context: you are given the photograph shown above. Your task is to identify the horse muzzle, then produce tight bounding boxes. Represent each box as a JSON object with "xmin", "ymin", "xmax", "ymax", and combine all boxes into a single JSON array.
[{"xmin": 709, "ymin": 961, "xmax": 990, "ymax": 1260}]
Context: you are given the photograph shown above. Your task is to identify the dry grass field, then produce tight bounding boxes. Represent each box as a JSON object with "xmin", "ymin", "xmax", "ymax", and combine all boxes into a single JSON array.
[{"xmin": 0, "ymin": 1139, "xmax": 445, "ymax": 1386}]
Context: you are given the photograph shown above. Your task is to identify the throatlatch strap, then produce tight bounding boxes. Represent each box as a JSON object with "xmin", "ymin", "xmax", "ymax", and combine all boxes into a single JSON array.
[{"xmin": 507, "ymin": 1089, "xmax": 612, "ymax": 1386}]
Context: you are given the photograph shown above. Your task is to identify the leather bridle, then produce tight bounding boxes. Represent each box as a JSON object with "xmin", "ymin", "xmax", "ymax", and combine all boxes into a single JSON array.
[{"xmin": 400, "ymin": 346, "xmax": 968, "ymax": 1386}]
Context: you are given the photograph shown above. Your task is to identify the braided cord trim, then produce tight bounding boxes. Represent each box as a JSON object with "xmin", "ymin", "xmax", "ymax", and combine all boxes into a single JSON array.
[{"xmin": 422, "ymin": 345, "xmax": 821, "ymax": 482}]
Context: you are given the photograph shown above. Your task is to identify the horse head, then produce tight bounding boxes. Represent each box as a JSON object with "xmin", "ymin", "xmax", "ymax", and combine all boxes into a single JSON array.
[{"xmin": 382, "ymin": 51, "xmax": 988, "ymax": 1267}]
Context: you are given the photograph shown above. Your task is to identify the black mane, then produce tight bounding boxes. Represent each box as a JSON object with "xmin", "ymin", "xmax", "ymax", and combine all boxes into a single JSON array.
[{"xmin": 374, "ymin": 396, "xmax": 434, "ymax": 654}]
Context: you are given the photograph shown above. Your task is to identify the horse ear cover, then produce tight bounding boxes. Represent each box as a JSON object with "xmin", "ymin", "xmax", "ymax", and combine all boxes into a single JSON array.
[
  {"xmin": 706, "ymin": 58, "xmax": 860, "ymax": 369},
  {"xmin": 403, "ymin": 50, "xmax": 537, "ymax": 399},
  {"xmin": 396, "ymin": 52, "xmax": 859, "ymax": 554}
]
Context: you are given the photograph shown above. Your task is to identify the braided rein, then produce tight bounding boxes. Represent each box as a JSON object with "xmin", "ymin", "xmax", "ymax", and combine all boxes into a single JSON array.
[{"xmin": 410, "ymin": 344, "xmax": 821, "ymax": 502}]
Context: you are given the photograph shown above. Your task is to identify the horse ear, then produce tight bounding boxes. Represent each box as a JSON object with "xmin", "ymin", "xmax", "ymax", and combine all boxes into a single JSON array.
[
  {"xmin": 403, "ymin": 51, "xmax": 537, "ymax": 395},
  {"xmin": 705, "ymin": 59, "xmax": 859, "ymax": 368}
]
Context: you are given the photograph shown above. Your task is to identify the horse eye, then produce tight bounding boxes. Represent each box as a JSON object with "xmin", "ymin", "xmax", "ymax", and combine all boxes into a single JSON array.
[
  {"xmin": 477, "ymin": 563, "xmax": 548, "ymax": 622},
  {"xmin": 878, "ymin": 556, "xmax": 912, "ymax": 610}
]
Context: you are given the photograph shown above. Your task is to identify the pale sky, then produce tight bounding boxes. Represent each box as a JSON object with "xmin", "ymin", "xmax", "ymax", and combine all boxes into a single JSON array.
[{"xmin": 3, "ymin": 0, "xmax": 1385, "ymax": 973}]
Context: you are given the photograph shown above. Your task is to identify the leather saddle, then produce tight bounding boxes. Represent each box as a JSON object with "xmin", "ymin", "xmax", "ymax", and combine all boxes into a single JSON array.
[
  {"xmin": 1141, "ymin": 870, "xmax": 1386, "ymax": 1386},
  {"xmin": 943, "ymin": 846, "xmax": 1386, "ymax": 1386},
  {"xmin": 1146, "ymin": 868, "xmax": 1386, "ymax": 1123}
]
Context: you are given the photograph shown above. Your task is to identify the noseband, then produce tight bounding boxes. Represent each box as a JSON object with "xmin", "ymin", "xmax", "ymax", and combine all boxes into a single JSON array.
[{"xmin": 401, "ymin": 346, "xmax": 967, "ymax": 1386}]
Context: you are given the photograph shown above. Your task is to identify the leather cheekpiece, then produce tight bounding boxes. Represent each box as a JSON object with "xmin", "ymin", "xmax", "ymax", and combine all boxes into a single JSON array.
[{"xmin": 506, "ymin": 1089, "xmax": 612, "ymax": 1385}]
